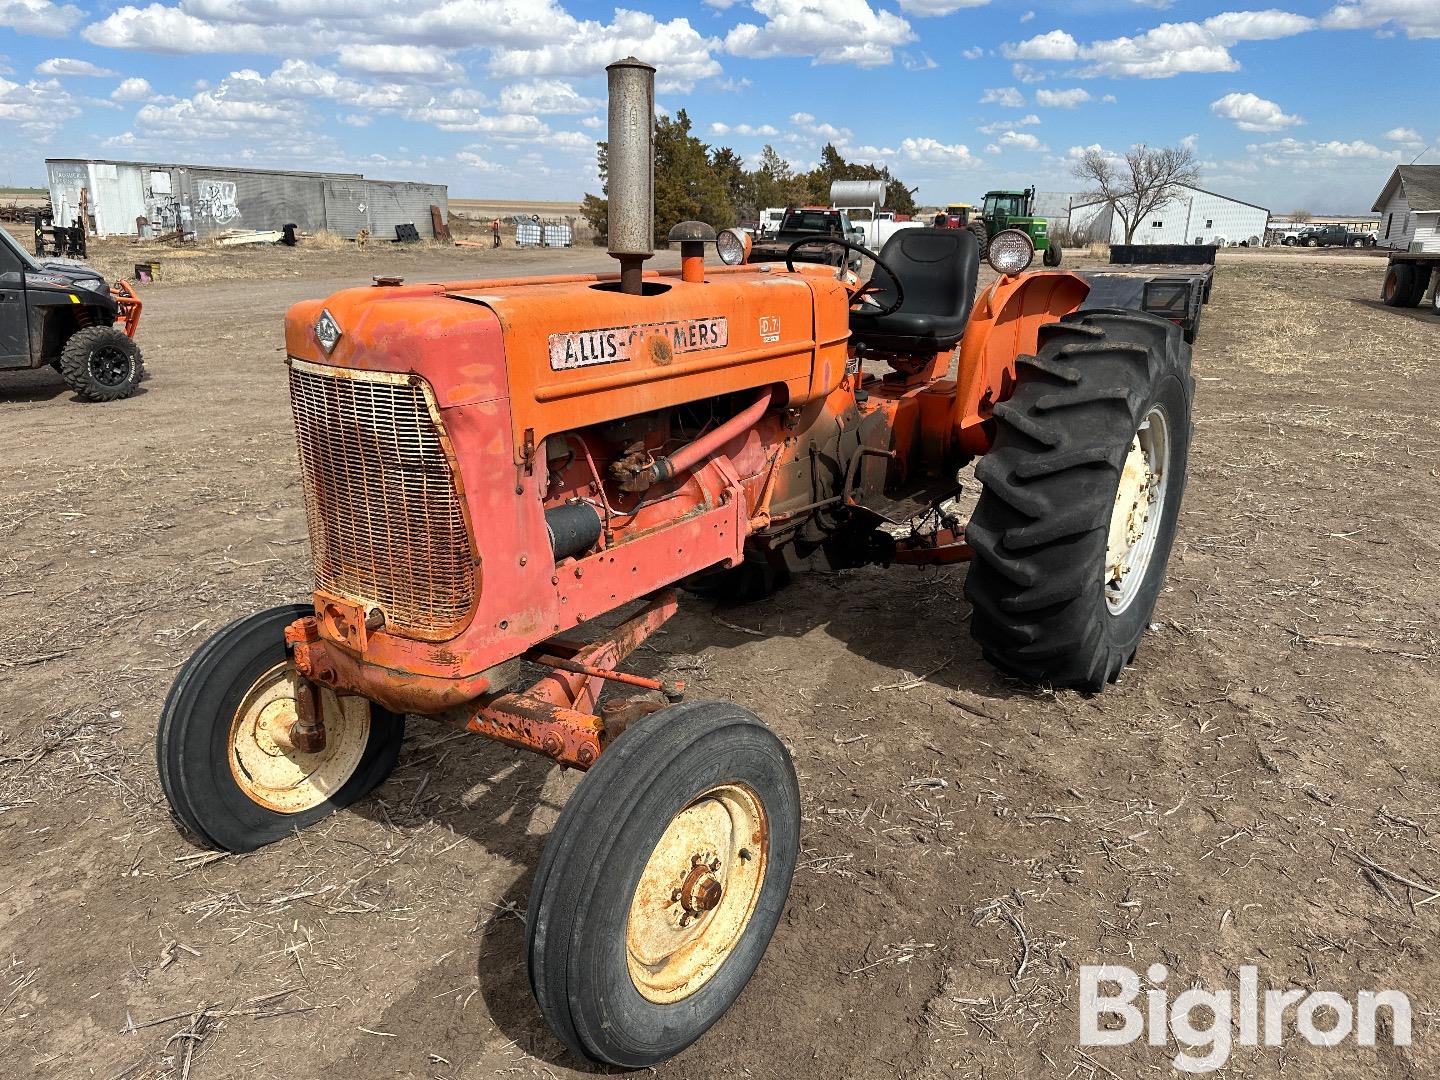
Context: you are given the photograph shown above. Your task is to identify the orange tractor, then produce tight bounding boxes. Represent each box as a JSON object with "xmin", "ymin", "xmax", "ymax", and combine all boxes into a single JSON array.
[{"xmin": 158, "ymin": 59, "xmax": 1192, "ymax": 1067}]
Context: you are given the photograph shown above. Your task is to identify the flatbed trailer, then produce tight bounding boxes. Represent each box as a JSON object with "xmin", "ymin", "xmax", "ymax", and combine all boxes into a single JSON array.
[
  {"xmin": 1077, "ymin": 244, "xmax": 1216, "ymax": 343},
  {"xmin": 1380, "ymin": 250, "xmax": 1440, "ymax": 312}
]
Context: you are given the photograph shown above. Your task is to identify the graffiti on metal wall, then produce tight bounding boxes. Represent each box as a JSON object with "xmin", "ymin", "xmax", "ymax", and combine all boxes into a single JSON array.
[{"xmin": 196, "ymin": 180, "xmax": 240, "ymax": 225}]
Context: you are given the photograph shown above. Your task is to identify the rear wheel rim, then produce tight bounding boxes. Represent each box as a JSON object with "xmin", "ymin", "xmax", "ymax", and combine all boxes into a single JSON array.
[
  {"xmin": 625, "ymin": 782, "xmax": 770, "ymax": 1004},
  {"xmin": 228, "ymin": 662, "xmax": 372, "ymax": 813},
  {"xmin": 90, "ymin": 344, "xmax": 131, "ymax": 387},
  {"xmin": 1105, "ymin": 404, "xmax": 1171, "ymax": 615}
]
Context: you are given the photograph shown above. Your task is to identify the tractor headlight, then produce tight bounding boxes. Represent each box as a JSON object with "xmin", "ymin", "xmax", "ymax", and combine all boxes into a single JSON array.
[
  {"xmin": 716, "ymin": 228, "xmax": 752, "ymax": 266},
  {"xmin": 987, "ymin": 228, "xmax": 1035, "ymax": 276}
]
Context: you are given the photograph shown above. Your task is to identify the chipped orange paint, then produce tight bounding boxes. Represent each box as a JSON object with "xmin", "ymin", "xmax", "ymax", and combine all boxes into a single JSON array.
[{"xmin": 278, "ymin": 258, "xmax": 1090, "ymax": 755}]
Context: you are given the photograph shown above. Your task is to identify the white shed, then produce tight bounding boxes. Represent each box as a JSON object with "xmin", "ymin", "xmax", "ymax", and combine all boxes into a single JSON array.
[
  {"xmin": 1371, "ymin": 165, "xmax": 1440, "ymax": 252},
  {"xmin": 1068, "ymin": 184, "xmax": 1269, "ymax": 246}
]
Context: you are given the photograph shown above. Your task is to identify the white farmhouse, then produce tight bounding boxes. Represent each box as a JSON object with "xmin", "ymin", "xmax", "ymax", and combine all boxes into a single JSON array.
[
  {"xmin": 1372, "ymin": 165, "xmax": 1440, "ymax": 253},
  {"xmin": 1068, "ymin": 184, "xmax": 1270, "ymax": 246}
]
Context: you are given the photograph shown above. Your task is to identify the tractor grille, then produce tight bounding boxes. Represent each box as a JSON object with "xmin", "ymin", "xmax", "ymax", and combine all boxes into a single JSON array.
[{"xmin": 288, "ymin": 359, "xmax": 475, "ymax": 638}]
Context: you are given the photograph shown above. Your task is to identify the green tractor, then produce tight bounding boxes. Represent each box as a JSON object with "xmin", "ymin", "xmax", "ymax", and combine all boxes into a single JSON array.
[{"xmin": 981, "ymin": 186, "xmax": 1061, "ymax": 267}]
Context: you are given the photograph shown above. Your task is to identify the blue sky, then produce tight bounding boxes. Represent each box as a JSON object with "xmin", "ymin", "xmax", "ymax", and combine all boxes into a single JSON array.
[{"xmin": 0, "ymin": 0, "xmax": 1435, "ymax": 212}]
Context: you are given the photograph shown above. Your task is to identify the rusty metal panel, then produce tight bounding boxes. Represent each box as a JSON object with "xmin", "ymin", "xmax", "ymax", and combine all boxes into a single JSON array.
[{"xmin": 288, "ymin": 359, "xmax": 476, "ymax": 638}]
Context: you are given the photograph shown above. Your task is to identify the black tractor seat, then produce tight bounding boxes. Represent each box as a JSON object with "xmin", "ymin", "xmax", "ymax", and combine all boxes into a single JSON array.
[{"xmin": 849, "ymin": 227, "xmax": 979, "ymax": 355}]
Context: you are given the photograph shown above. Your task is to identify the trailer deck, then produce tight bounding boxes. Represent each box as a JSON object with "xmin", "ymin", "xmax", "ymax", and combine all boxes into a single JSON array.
[{"xmin": 1076, "ymin": 244, "xmax": 1216, "ymax": 343}]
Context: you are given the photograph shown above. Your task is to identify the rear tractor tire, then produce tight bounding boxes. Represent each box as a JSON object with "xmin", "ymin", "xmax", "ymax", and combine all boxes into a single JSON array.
[
  {"xmin": 527, "ymin": 700, "xmax": 800, "ymax": 1067},
  {"xmin": 60, "ymin": 325, "xmax": 143, "ymax": 402},
  {"xmin": 965, "ymin": 310, "xmax": 1193, "ymax": 691},
  {"xmin": 966, "ymin": 220, "xmax": 988, "ymax": 259},
  {"xmin": 157, "ymin": 604, "xmax": 405, "ymax": 852},
  {"xmin": 1043, "ymin": 242, "xmax": 1062, "ymax": 267}
]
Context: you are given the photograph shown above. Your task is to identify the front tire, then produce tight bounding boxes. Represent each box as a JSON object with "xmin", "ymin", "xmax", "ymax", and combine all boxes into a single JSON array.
[
  {"xmin": 1043, "ymin": 242, "xmax": 1063, "ymax": 267},
  {"xmin": 60, "ymin": 325, "xmax": 143, "ymax": 402},
  {"xmin": 965, "ymin": 310, "xmax": 1193, "ymax": 691},
  {"xmin": 157, "ymin": 604, "xmax": 405, "ymax": 852},
  {"xmin": 527, "ymin": 700, "xmax": 800, "ymax": 1067}
]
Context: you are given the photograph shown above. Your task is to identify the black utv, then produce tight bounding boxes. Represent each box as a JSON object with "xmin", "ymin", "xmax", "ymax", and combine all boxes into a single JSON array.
[{"xmin": 1, "ymin": 225, "xmax": 144, "ymax": 401}]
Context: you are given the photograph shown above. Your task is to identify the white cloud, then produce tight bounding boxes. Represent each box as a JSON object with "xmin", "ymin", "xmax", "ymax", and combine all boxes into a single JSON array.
[
  {"xmin": 1035, "ymin": 86, "xmax": 1090, "ymax": 107},
  {"xmin": 110, "ymin": 76, "xmax": 152, "ymax": 101},
  {"xmin": 961, "ymin": 45, "xmax": 984, "ymax": 59},
  {"xmin": 789, "ymin": 111, "xmax": 815, "ymax": 124},
  {"xmin": 84, "ymin": 4, "xmax": 271, "ymax": 52},
  {"xmin": 497, "ymin": 79, "xmax": 597, "ymax": 115},
  {"xmin": 998, "ymin": 130, "xmax": 1046, "ymax": 150},
  {"xmin": 1003, "ymin": 29, "xmax": 1078, "ymax": 60},
  {"xmin": 490, "ymin": 10, "xmax": 722, "ymax": 91},
  {"xmin": 1019, "ymin": 8, "xmax": 1034, "ymax": 21},
  {"xmin": 980, "ymin": 86, "xmax": 1025, "ymax": 107},
  {"xmin": 897, "ymin": 136, "xmax": 980, "ymax": 167},
  {"xmin": 1384, "ymin": 126, "xmax": 1423, "ymax": 144},
  {"xmin": 1322, "ymin": 0, "xmax": 1439, "ymax": 38},
  {"xmin": 1003, "ymin": 10, "xmax": 1318, "ymax": 78},
  {"xmin": 1210, "ymin": 91, "xmax": 1302, "ymax": 131},
  {"xmin": 979, "ymin": 113, "xmax": 1040, "ymax": 133},
  {"xmin": 724, "ymin": 0, "xmax": 915, "ymax": 67},
  {"xmin": 897, "ymin": 0, "xmax": 988, "ymax": 12},
  {"xmin": 35, "ymin": 57, "xmax": 117, "ymax": 77},
  {"xmin": 0, "ymin": 0, "xmax": 82, "ymax": 35},
  {"xmin": 1011, "ymin": 62, "xmax": 1045, "ymax": 82},
  {"xmin": 456, "ymin": 150, "xmax": 502, "ymax": 171},
  {"xmin": 337, "ymin": 44, "xmax": 463, "ymax": 80},
  {"xmin": 1248, "ymin": 136, "xmax": 1397, "ymax": 165},
  {"xmin": 710, "ymin": 121, "xmax": 780, "ymax": 136},
  {"xmin": 0, "ymin": 74, "xmax": 80, "ymax": 126}
]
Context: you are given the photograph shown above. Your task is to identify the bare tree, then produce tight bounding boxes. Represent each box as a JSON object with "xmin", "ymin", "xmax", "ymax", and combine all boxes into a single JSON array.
[
  {"xmin": 1072, "ymin": 144, "xmax": 1201, "ymax": 244},
  {"xmin": 1288, "ymin": 208, "xmax": 1313, "ymax": 223}
]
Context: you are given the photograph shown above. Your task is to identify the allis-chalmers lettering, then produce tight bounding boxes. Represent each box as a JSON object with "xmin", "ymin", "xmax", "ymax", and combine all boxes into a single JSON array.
[{"xmin": 549, "ymin": 316, "xmax": 729, "ymax": 370}]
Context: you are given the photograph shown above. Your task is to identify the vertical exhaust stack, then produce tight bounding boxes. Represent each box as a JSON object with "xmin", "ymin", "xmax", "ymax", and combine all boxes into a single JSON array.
[{"xmin": 606, "ymin": 57, "xmax": 655, "ymax": 295}]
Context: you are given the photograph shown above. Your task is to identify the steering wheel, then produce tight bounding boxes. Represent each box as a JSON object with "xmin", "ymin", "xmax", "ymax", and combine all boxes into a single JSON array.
[{"xmin": 784, "ymin": 237, "xmax": 905, "ymax": 318}]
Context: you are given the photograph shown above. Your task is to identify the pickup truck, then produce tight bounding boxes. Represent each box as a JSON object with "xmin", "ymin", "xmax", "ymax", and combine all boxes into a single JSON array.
[
  {"xmin": 748, "ymin": 206, "xmax": 863, "ymax": 265},
  {"xmin": 1288, "ymin": 224, "xmax": 1377, "ymax": 248}
]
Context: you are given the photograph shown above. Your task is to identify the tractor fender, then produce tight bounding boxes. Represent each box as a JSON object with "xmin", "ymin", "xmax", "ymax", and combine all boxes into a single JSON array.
[{"xmin": 952, "ymin": 270, "xmax": 1090, "ymax": 455}]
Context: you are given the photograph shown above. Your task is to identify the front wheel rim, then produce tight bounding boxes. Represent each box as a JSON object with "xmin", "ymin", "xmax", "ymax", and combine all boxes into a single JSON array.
[
  {"xmin": 90, "ymin": 345, "xmax": 132, "ymax": 387},
  {"xmin": 1104, "ymin": 404, "xmax": 1171, "ymax": 615},
  {"xmin": 626, "ymin": 782, "xmax": 770, "ymax": 1004},
  {"xmin": 228, "ymin": 662, "xmax": 372, "ymax": 813}
]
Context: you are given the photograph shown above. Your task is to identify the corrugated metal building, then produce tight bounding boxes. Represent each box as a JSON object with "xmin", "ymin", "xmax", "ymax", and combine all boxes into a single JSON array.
[
  {"xmin": 45, "ymin": 158, "xmax": 448, "ymax": 241},
  {"xmin": 1067, "ymin": 184, "xmax": 1269, "ymax": 246}
]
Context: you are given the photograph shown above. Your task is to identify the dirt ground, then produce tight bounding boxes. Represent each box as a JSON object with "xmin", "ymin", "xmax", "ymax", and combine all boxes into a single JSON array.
[{"xmin": 2, "ymin": 243, "xmax": 1439, "ymax": 1080}]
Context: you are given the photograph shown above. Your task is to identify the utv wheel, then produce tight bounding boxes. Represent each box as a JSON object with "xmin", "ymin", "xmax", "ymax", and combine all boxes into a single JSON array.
[
  {"xmin": 1382, "ymin": 263, "xmax": 1426, "ymax": 308},
  {"xmin": 60, "ymin": 325, "xmax": 143, "ymax": 402},
  {"xmin": 157, "ymin": 604, "xmax": 405, "ymax": 852},
  {"xmin": 527, "ymin": 700, "xmax": 799, "ymax": 1068},
  {"xmin": 1042, "ymin": 243, "xmax": 1062, "ymax": 267},
  {"xmin": 965, "ymin": 310, "xmax": 1193, "ymax": 691}
]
